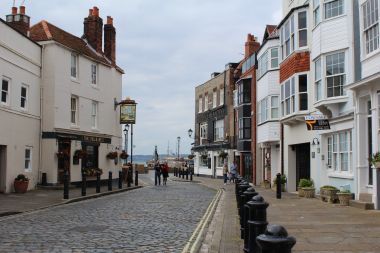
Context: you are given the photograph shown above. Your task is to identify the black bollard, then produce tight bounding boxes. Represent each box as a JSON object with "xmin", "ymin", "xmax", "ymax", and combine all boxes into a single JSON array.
[
  {"xmin": 186, "ymin": 169, "xmax": 189, "ymax": 180},
  {"xmin": 118, "ymin": 171, "xmax": 122, "ymax": 189},
  {"xmin": 127, "ymin": 169, "xmax": 131, "ymax": 187},
  {"xmin": 175, "ymin": 168, "xmax": 177, "ymax": 177},
  {"xmin": 135, "ymin": 170, "xmax": 138, "ymax": 186},
  {"xmin": 256, "ymin": 224, "xmax": 296, "ymax": 253},
  {"xmin": 237, "ymin": 182, "xmax": 250, "ymax": 212},
  {"xmin": 182, "ymin": 169, "xmax": 185, "ymax": 179},
  {"xmin": 63, "ymin": 170, "xmax": 69, "ymax": 199},
  {"xmin": 276, "ymin": 173, "xmax": 282, "ymax": 199},
  {"xmin": 246, "ymin": 195, "xmax": 269, "ymax": 253},
  {"xmin": 129, "ymin": 168, "xmax": 133, "ymax": 184},
  {"xmin": 240, "ymin": 188, "xmax": 258, "ymax": 240},
  {"xmin": 108, "ymin": 171, "xmax": 112, "ymax": 191},
  {"xmin": 190, "ymin": 171, "xmax": 193, "ymax": 181},
  {"xmin": 96, "ymin": 172, "xmax": 101, "ymax": 193},
  {"xmin": 81, "ymin": 173, "xmax": 86, "ymax": 196}
]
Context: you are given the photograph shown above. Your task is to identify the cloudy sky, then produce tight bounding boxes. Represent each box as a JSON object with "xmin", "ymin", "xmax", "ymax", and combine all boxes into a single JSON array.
[{"xmin": 0, "ymin": 0, "xmax": 282, "ymax": 155}]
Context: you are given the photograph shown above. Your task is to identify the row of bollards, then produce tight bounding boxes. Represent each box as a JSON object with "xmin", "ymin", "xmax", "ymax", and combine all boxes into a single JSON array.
[
  {"xmin": 63, "ymin": 169, "xmax": 138, "ymax": 199},
  {"xmin": 173, "ymin": 168, "xmax": 193, "ymax": 181},
  {"xmin": 235, "ymin": 176, "xmax": 296, "ymax": 253}
]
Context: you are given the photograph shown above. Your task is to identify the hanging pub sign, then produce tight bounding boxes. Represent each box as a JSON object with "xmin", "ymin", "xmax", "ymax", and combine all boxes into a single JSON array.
[
  {"xmin": 120, "ymin": 100, "xmax": 137, "ymax": 124},
  {"xmin": 305, "ymin": 115, "xmax": 330, "ymax": 130}
]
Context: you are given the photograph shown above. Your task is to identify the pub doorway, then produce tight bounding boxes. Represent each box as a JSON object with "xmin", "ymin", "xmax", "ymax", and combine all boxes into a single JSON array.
[
  {"xmin": 82, "ymin": 142, "xmax": 99, "ymax": 171},
  {"xmin": 57, "ymin": 139, "xmax": 71, "ymax": 184},
  {"xmin": 0, "ymin": 146, "xmax": 6, "ymax": 193},
  {"xmin": 295, "ymin": 143, "xmax": 310, "ymax": 189}
]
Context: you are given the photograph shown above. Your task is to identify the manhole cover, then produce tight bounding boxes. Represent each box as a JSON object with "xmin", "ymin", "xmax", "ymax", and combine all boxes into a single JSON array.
[{"xmin": 70, "ymin": 225, "xmax": 108, "ymax": 233}]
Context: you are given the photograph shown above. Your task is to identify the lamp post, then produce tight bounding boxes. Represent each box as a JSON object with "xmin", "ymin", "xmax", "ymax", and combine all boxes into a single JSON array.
[
  {"xmin": 188, "ymin": 128, "xmax": 197, "ymax": 176},
  {"xmin": 177, "ymin": 136, "xmax": 181, "ymax": 161},
  {"xmin": 123, "ymin": 124, "xmax": 129, "ymax": 165}
]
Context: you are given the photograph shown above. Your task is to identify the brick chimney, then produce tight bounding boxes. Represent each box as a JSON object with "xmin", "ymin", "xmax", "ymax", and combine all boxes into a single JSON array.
[
  {"xmin": 83, "ymin": 6, "xmax": 103, "ymax": 53},
  {"xmin": 5, "ymin": 6, "xmax": 30, "ymax": 36},
  {"xmin": 104, "ymin": 16, "xmax": 116, "ymax": 64},
  {"xmin": 245, "ymin": 34, "xmax": 260, "ymax": 57}
]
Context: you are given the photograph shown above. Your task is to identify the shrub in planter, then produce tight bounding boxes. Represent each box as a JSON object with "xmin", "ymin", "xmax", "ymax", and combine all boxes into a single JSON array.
[
  {"xmin": 337, "ymin": 190, "xmax": 352, "ymax": 206},
  {"xmin": 298, "ymin": 178, "xmax": 314, "ymax": 198},
  {"xmin": 320, "ymin": 185, "xmax": 339, "ymax": 203},
  {"xmin": 14, "ymin": 174, "xmax": 29, "ymax": 193}
]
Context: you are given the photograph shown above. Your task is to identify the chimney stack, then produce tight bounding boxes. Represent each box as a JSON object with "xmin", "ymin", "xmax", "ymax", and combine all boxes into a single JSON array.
[
  {"xmin": 6, "ymin": 6, "xmax": 30, "ymax": 36},
  {"xmin": 245, "ymin": 33, "xmax": 260, "ymax": 57},
  {"xmin": 83, "ymin": 6, "xmax": 103, "ymax": 53},
  {"xmin": 104, "ymin": 15, "xmax": 116, "ymax": 64}
]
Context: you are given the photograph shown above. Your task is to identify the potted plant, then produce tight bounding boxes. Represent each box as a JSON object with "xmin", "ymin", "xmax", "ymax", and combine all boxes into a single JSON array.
[
  {"xmin": 83, "ymin": 168, "xmax": 103, "ymax": 177},
  {"xmin": 320, "ymin": 185, "xmax": 339, "ymax": 203},
  {"xmin": 106, "ymin": 151, "xmax": 118, "ymax": 159},
  {"xmin": 337, "ymin": 189, "xmax": 352, "ymax": 206},
  {"xmin": 262, "ymin": 179, "xmax": 271, "ymax": 189},
  {"xmin": 120, "ymin": 150, "xmax": 129, "ymax": 160},
  {"xmin": 298, "ymin": 178, "xmax": 314, "ymax": 198},
  {"xmin": 14, "ymin": 174, "xmax": 29, "ymax": 193},
  {"xmin": 272, "ymin": 175, "xmax": 287, "ymax": 192},
  {"xmin": 369, "ymin": 152, "xmax": 380, "ymax": 169}
]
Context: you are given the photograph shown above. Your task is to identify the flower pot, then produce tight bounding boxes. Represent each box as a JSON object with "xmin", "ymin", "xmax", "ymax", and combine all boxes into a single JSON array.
[
  {"xmin": 375, "ymin": 161, "xmax": 380, "ymax": 169},
  {"xmin": 302, "ymin": 187, "xmax": 315, "ymax": 198},
  {"xmin": 14, "ymin": 180, "xmax": 29, "ymax": 193},
  {"xmin": 320, "ymin": 188, "xmax": 339, "ymax": 203},
  {"xmin": 337, "ymin": 193, "xmax": 352, "ymax": 206},
  {"xmin": 263, "ymin": 181, "xmax": 271, "ymax": 189},
  {"xmin": 298, "ymin": 188, "xmax": 305, "ymax": 197}
]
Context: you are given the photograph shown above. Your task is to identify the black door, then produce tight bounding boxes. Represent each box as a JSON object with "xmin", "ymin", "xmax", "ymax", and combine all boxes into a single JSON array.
[{"xmin": 296, "ymin": 143, "xmax": 310, "ymax": 189}]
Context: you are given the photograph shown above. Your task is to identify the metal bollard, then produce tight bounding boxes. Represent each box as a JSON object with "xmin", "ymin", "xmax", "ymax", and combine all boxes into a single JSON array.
[
  {"xmin": 63, "ymin": 170, "xmax": 69, "ymax": 199},
  {"xmin": 240, "ymin": 188, "xmax": 258, "ymax": 239},
  {"xmin": 118, "ymin": 171, "xmax": 122, "ymax": 189},
  {"xmin": 135, "ymin": 171, "xmax": 138, "ymax": 186},
  {"xmin": 186, "ymin": 170, "xmax": 189, "ymax": 180},
  {"xmin": 127, "ymin": 169, "xmax": 131, "ymax": 187},
  {"xmin": 96, "ymin": 172, "xmax": 101, "ymax": 193},
  {"xmin": 129, "ymin": 168, "xmax": 133, "ymax": 184},
  {"xmin": 256, "ymin": 224, "xmax": 296, "ymax": 253},
  {"xmin": 246, "ymin": 195, "xmax": 269, "ymax": 253},
  {"xmin": 190, "ymin": 171, "xmax": 193, "ymax": 181},
  {"xmin": 237, "ymin": 182, "xmax": 250, "ymax": 212},
  {"xmin": 182, "ymin": 169, "xmax": 185, "ymax": 179},
  {"xmin": 81, "ymin": 173, "xmax": 86, "ymax": 196},
  {"xmin": 276, "ymin": 173, "xmax": 282, "ymax": 199},
  {"xmin": 108, "ymin": 171, "xmax": 112, "ymax": 191}
]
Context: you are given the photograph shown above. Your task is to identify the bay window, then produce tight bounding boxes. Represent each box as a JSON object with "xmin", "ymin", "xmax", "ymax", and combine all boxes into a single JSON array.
[
  {"xmin": 270, "ymin": 48, "xmax": 279, "ymax": 68},
  {"xmin": 298, "ymin": 11, "xmax": 308, "ymax": 47},
  {"xmin": 315, "ymin": 58, "xmax": 322, "ymax": 101},
  {"xmin": 237, "ymin": 79, "xmax": 251, "ymax": 105},
  {"xmin": 363, "ymin": 0, "xmax": 379, "ymax": 54},
  {"xmin": 281, "ymin": 77, "xmax": 295, "ymax": 116},
  {"xmin": 258, "ymin": 51, "xmax": 268, "ymax": 78},
  {"xmin": 282, "ymin": 16, "xmax": 295, "ymax": 59},
  {"xmin": 299, "ymin": 75, "xmax": 308, "ymax": 110},
  {"xmin": 281, "ymin": 74, "xmax": 308, "ymax": 116},
  {"xmin": 326, "ymin": 52, "xmax": 345, "ymax": 97},
  {"xmin": 314, "ymin": 0, "xmax": 321, "ymax": 26},
  {"xmin": 324, "ymin": 0, "xmax": 344, "ymax": 19},
  {"xmin": 257, "ymin": 96, "xmax": 279, "ymax": 124},
  {"xmin": 258, "ymin": 47, "xmax": 279, "ymax": 79},
  {"xmin": 238, "ymin": 118, "xmax": 251, "ymax": 139},
  {"xmin": 327, "ymin": 130, "xmax": 352, "ymax": 172}
]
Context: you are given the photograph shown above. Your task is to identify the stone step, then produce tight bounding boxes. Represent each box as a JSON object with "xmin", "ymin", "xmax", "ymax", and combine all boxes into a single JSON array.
[
  {"xmin": 349, "ymin": 200, "xmax": 374, "ymax": 210},
  {"xmin": 359, "ymin": 193, "xmax": 373, "ymax": 202}
]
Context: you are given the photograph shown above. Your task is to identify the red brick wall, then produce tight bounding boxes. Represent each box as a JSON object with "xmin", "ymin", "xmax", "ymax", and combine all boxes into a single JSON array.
[{"xmin": 279, "ymin": 51, "xmax": 310, "ymax": 83}]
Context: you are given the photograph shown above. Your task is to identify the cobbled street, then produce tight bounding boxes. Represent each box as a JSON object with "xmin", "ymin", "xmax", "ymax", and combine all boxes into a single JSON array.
[{"xmin": 0, "ymin": 173, "xmax": 216, "ymax": 253}]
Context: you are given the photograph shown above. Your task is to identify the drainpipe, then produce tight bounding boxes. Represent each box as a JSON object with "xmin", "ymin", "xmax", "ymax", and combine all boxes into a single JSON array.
[{"xmin": 38, "ymin": 45, "xmax": 44, "ymax": 184}]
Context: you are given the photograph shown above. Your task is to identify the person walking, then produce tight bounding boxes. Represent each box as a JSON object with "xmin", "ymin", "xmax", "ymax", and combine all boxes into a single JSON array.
[
  {"xmin": 154, "ymin": 162, "xmax": 161, "ymax": 186},
  {"xmin": 229, "ymin": 161, "xmax": 237, "ymax": 183},
  {"xmin": 223, "ymin": 162, "xmax": 229, "ymax": 185},
  {"xmin": 162, "ymin": 162, "xmax": 169, "ymax": 185}
]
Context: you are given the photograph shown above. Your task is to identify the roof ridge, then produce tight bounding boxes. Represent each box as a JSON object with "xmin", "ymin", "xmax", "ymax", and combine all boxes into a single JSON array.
[{"xmin": 41, "ymin": 20, "xmax": 53, "ymax": 40}]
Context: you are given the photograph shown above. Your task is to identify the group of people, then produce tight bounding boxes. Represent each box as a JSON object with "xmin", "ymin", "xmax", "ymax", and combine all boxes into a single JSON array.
[
  {"xmin": 223, "ymin": 161, "xmax": 237, "ymax": 185},
  {"xmin": 154, "ymin": 162, "xmax": 169, "ymax": 186}
]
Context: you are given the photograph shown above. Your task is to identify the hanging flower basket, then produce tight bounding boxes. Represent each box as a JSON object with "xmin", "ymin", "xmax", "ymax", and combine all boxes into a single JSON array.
[
  {"xmin": 74, "ymin": 149, "xmax": 87, "ymax": 159},
  {"xmin": 219, "ymin": 151, "xmax": 228, "ymax": 159},
  {"xmin": 120, "ymin": 151, "xmax": 129, "ymax": 159},
  {"xmin": 188, "ymin": 154, "xmax": 195, "ymax": 159},
  {"xmin": 201, "ymin": 153, "xmax": 208, "ymax": 159},
  {"xmin": 106, "ymin": 151, "xmax": 118, "ymax": 159}
]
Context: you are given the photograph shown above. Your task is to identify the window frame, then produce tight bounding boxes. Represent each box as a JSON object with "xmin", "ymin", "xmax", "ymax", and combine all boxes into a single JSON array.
[
  {"xmin": 199, "ymin": 122, "xmax": 208, "ymax": 144},
  {"xmin": 270, "ymin": 47, "xmax": 279, "ymax": 69},
  {"xmin": 204, "ymin": 94, "xmax": 209, "ymax": 111},
  {"xmin": 71, "ymin": 53, "xmax": 78, "ymax": 79},
  {"xmin": 1, "ymin": 78, "xmax": 10, "ymax": 105},
  {"xmin": 362, "ymin": 0, "xmax": 380, "ymax": 55},
  {"xmin": 20, "ymin": 84, "xmax": 28, "ymax": 110},
  {"xmin": 214, "ymin": 119, "xmax": 224, "ymax": 142},
  {"xmin": 24, "ymin": 147, "xmax": 32, "ymax": 172},
  {"xmin": 213, "ymin": 90, "xmax": 217, "ymax": 108},
  {"xmin": 198, "ymin": 96, "xmax": 203, "ymax": 113},
  {"xmin": 324, "ymin": 0, "xmax": 344, "ymax": 20},
  {"xmin": 327, "ymin": 130, "xmax": 352, "ymax": 173},
  {"xmin": 325, "ymin": 51, "xmax": 346, "ymax": 98},
  {"xmin": 71, "ymin": 96, "xmax": 79, "ymax": 125},
  {"xmin": 91, "ymin": 101, "xmax": 98, "ymax": 129},
  {"xmin": 298, "ymin": 11, "xmax": 308, "ymax": 48},
  {"xmin": 91, "ymin": 63, "xmax": 97, "ymax": 85},
  {"xmin": 281, "ymin": 74, "xmax": 308, "ymax": 117},
  {"xmin": 238, "ymin": 117, "xmax": 251, "ymax": 140},
  {"xmin": 219, "ymin": 87, "xmax": 224, "ymax": 106},
  {"xmin": 257, "ymin": 95, "xmax": 280, "ymax": 124},
  {"xmin": 313, "ymin": 0, "xmax": 321, "ymax": 26},
  {"xmin": 314, "ymin": 58, "xmax": 322, "ymax": 102}
]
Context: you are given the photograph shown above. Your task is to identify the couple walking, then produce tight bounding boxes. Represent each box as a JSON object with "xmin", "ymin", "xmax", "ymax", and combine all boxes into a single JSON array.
[
  {"xmin": 223, "ymin": 161, "xmax": 237, "ymax": 185},
  {"xmin": 154, "ymin": 162, "xmax": 169, "ymax": 186}
]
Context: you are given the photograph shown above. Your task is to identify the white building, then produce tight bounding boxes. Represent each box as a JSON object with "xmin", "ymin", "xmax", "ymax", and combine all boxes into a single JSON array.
[
  {"xmin": 0, "ymin": 15, "xmax": 42, "ymax": 192},
  {"xmin": 26, "ymin": 7, "xmax": 124, "ymax": 185},
  {"xmin": 256, "ymin": 26, "xmax": 281, "ymax": 185},
  {"xmin": 348, "ymin": 0, "xmax": 380, "ymax": 209}
]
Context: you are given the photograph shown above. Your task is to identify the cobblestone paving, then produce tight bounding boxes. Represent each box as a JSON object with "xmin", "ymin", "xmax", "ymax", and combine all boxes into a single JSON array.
[{"xmin": 0, "ymin": 173, "xmax": 216, "ymax": 253}]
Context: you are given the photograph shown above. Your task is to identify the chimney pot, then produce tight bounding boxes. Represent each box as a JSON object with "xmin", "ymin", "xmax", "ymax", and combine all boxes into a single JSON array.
[
  {"xmin": 89, "ymin": 9, "xmax": 93, "ymax": 16},
  {"xmin": 93, "ymin": 7, "xmax": 99, "ymax": 17},
  {"xmin": 19, "ymin": 6, "xmax": 25, "ymax": 15},
  {"xmin": 12, "ymin": 7, "xmax": 17, "ymax": 15},
  {"xmin": 107, "ymin": 16, "xmax": 113, "ymax": 25}
]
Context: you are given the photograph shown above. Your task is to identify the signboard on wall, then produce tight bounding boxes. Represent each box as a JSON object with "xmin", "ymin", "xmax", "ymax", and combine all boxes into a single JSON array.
[
  {"xmin": 120, "ymin": 103, "xmax": 136, "ymax": 124},
  {"xmin": 305, "ymin": 115, "xmax": 330, "ymax": 130}
]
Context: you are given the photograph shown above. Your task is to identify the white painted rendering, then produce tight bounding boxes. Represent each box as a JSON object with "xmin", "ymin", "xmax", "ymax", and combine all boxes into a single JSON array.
[{"xmin": 0, "ymin": 20, "xmax": 41, "ymax": 193}]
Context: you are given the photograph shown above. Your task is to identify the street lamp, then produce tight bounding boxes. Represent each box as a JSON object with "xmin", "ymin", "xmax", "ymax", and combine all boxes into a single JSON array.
[
  {"xmin": 188, "ymin": 128, "xmax": 193, "ymax": 138},
  {"xmin": 177, "ymin": 136, "xmax": 181, "ymax": 161},
  {"xmin": 123, "ymin": 124, "xmax": 129, "ymax": 164}
]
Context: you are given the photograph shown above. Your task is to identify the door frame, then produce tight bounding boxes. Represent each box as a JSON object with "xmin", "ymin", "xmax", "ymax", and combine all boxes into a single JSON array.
[
  {"xmin": 295, "ymin": 143, "xmax": 311, "ymax": 190},
  {"xmin": 0, "ymin": 146, "xmax": 6, "ymax": 193}
]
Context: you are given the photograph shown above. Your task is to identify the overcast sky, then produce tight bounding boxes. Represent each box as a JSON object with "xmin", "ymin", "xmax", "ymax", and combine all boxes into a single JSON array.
[{"xmin": 0, "ymin": 0, "xmax": 282, "ymax": 155}]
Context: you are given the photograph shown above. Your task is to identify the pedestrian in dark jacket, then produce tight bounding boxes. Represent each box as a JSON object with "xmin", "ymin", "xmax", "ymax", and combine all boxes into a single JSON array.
[
  {"xmin": 162, "ymin": 162, "xmax": 169, "ymax": 185},
  {"xmin": 154, "ymin": 162, "xmax": 161, "ymax": 186}
]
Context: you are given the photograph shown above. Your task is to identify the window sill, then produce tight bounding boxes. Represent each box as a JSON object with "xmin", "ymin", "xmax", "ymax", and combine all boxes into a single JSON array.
[
  {"xmin": 327, "ymin": 171, "xmax": 354, "ymax": 180},
  {"xmin": 71, "ymin": 78, "xmax": 80, "ymax": 84},
  {"xmin": 91, "ymin": 128, "xmax": 99, "ymax": 132},
  {"xmin": 257, "ymin": 119, "xmax": 280, "ymax": 126},
  {"xmin": 362, "ymin": 49, "xmax": 380, "ymax": 63},
  {"xmin": 70, "ymin": 125, "xmax": 80, "ymax": 130},
  {"xmin": 90, "ymin": 84, "xmax": 99, "ymax": 90},
  {"xmin": 314, "ymin": 96, "xmax": 348, "ymax": 108}
]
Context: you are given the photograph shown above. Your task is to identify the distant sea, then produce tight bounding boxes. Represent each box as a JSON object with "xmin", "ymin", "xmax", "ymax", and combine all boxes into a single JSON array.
[{"xmin": 129, "ymin": 154, "xmax": 189, "ymax": 165}]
